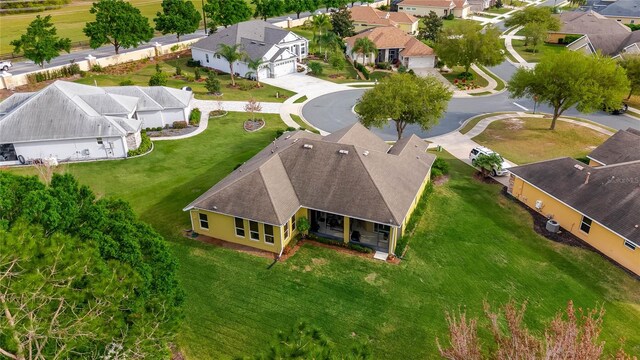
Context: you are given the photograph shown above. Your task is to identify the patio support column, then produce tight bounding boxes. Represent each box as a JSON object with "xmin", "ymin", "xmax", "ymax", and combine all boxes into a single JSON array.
[{"xmin": 342, "ymin": 216, "xmax": 350, "ymax": 244}]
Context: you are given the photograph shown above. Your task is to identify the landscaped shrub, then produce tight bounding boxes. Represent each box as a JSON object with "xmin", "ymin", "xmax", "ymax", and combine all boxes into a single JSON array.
[
  {"xmin": 149, "ymin": 71, "xmax": 168, "ymax": 86},
  {"xmin": 155, "ymin": 63, "xmax": 162, "ymax": 73},
  {"xmin": 275, "ymin": 126, "xmax": 297, "ymax": 138},
  {"xmin": 205, "ymin": 76, "xmax": 221, "ymax": 94},
  {"xmin": 26, "ymin": 63, "xmax": 82, "ymax": 83},
  {"xmin": 308, "ymin": 61, "xmax": 323, "ymax": 75},
  {"xmin": 354, "ymin": 62, "xmax": 370, "ymax": 80},
  {"xmin": 91, "ymin": 64, "xmax": 103, "ymax": 72},
  {"xmin": 375, "ymin": 62, "xmax": 391, "ymax": 70},
  {"xmin": 431, "ymin": 157, "xmax": 450, "ymax": 179},
  {"xmin": 408, "ymin": 69, "xmax": 415, "ymax": 76},
  {"xmin": 378, "ymin": 4, "xmax": 389, "ymax": 10},
  {"xmin": 175, "ymin": 66, "xmax": 182, "ymax": 76},
  {"xmin": 119, "ymin": 79, "xmax": 134, "ymax": 86},
  {"xmin": 398, "ymin": 65, "xmax": 407, "ymax": 73},
  {"xmin": 127, "ymin": 131, "xmax": 152, "ymax": 157},
  {"xmin": 239, "ymin": 82, "xmax": 254, "ymax": 91},
  {"xmin": 194, "ymin": 67, "xmax": 201, "ymax": 80},
  {"xmin": 445, "ymin": 13, "xmax": 454, "ymax": 20},
  {"xmin": 187, "ymin": 59, "xmax": 201, "ymax": 67},
  {"xmin": 561, "ymin": 34, "xmax": 581, "ymax": 44},
  {"xmin": 329, "ymin": 53, "xmax": 345, "ymax": 70},
  {"xmin": 172, "ymin": 121, "xmax": 188, "ymax": 129},
  {"xmin": 576, "ymin": 156, "xmax": 590, "ymax": 164},
  {"xmin": 189, "ymin": 108, "xmax": 201, "ymax": 125}
]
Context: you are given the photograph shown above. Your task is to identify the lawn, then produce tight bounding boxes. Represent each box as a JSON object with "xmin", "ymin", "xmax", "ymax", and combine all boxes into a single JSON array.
[
  {"xmin": 5, "ymin": 116, "xmax": 639, "ymax": 358},
  {"xmin": 0, "ymin": 0, "xmax": 205, "ymax": 55},
  {"xmin": 485, "ymin": 7, "xmax": 512, "ymax": 14},
  {"xmin": 472, "ymin": 117, "xmax": 610, "ymax": 164},
  {"xmin": 441, "ymin": 66, "xmax": 489, "ymax": 89},
  {"xmin": 290, "ymin": 113, "xmax": 320, "ymax": 133},
  {"xmin": 75, "ymin": 57, "xmax": 295, "ymax": 102},
  {"xmin": 307, "ymin": 59, "xmax": 362, "ymax": 83},
  {"xmin": 477, "ymin": 65, "xmax": 505, "ymax": 91},
  {"xmin": 511, "ymin": 40, "xmax": 567, "ymax": 63},
  {"xmin": 458, "ymin": 112, "xmax": 512, "ymax": 134},
  {"xmin": 441, "ymin": 18, "xmax": 476, "ymax": 30}
]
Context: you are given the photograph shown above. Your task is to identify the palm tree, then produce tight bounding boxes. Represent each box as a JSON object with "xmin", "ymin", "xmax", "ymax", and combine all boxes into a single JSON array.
[
  {"xmin": 351, "ymin": 37, "xmax": 377, "ymax": 65},
  {"xmin": 216, "ymin": 43, "xmax": 244, "ymax": 86},
  {"xmin": 245, "ymin": 57, "xmax": 265, "ymax": 87},
  {"xmin": 306, "ymin": 14, "xmax": 332, "ymax": 52},
  {"xmin": 316, "ymin": 32, "xmax": 341, "ymax": 61}
]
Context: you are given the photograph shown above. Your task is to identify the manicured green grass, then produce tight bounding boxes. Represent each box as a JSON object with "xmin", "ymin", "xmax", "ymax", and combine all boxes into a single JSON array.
[
  {"xmin": 473, "ymin": 13, "xmax": 498, "ymax": 19},
  {"xmin": 293, "ymin": 95, "xmax": 308, "ymax": 104},
  {"xmin": 289, "ymin": 26, "xmax": 315, "ymax": 41},
  {"xmin": 469, "ymin": 91, "xmax": 492, "ymax": 96},
  {"xmin": 5, "ymin": 115, "xmax": 640, "ymax": 358},
  {"xmin": 290, "ymin": 114, "xmax": 320, "ymax": 133},
  {"xmin": 459, "ymin": 112, "xmax": 511, "ymax": 134},
  {"xmin": 485, "ymin": 7, "xmax": 511, "ymax": 14},
  {"xmin": 472, "ymin": 117, "xmax": 610, "ymax": 164},
  {"xmin": 511, "ymin": 40, "xmax": 567, "ymax": 63},
  {"xmin": 75, "ymin": 58, "xmax": 295, "ymax": 103},
  {"xmin": 441, "ymin": 18, "xmax": 476, "ymax": 30},
  {"xmin": 441, "ymin": 66, "xmax": 489, "ymax": 89},
  {"xmin": 0, "ymin": 0, "xmax": 204, "ymax": 54},
  {"xmin": 307, "ymin": 60, "xmax": 362, "ymax": 83},
  {"xmin": 369, "ymin": 71, "xmax": 391, "ymax": 81},
  {"xmin": 477, "ymin": 65, "xmax": 505, "ymax": 91}
]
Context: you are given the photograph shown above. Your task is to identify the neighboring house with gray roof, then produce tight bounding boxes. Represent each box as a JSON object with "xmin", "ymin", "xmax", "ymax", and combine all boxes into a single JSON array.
[
  {"xmin": 582, "ymin": 0, "xmax": 640, "ymax": 25},
  {"xmin": 0, "ymin": 81, "xmax": 192, "ymax": 164},
  {"xmin": 184, "ymin": 122, "xmax": 435, "ymax": 256},
  {"xmin": 507, "ymin": 129, "xmax": 640, "ymax": 276},
  {"xmin": 191, "ymin": 20, "xmax": 308, "ymax": 79}
]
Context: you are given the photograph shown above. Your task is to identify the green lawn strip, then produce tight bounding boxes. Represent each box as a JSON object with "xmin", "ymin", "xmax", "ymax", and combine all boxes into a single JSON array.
[
  {"xmin": 290, "ymin": 114, "xmax": 320, "ymax": 134},
  {"xmin": 458, "ymin": 112, "xmax": 512, "ymax": 134},
  {"xmin": 289, "ymin": 26, "xmax": 314, "ymax": 41},
  {"xmin": 441, "ymin": 66, "xmax": 489, "ymax": 89},
  {"xmin": 504, "ymin": 47, "xmax": 519, "ymax": 63},
  {"xmin": 76, "ymin": 58, "xmax": 295, "ymax": 103},
  {"xmin": 293, "ymin": 95, "xmax": 308, "ymax": 104},
  {"xmin": 307, "ymin": 60, "xmax": 362, "ymax": 83},
  {"xmin": 477, "ymin": 65, "xmax": 506, "ymax": 91},
  {"xmin": 441, "ymin": 18, "xmax": 476, "ymax": 30},
  {"xmin": 474, "ymin": 13, "xmax": 498, "ymax": 18},
  {"xmin": 626, "ymin": 109, "xmax": 640, "ymax": 119},
  {"xmin": 0, "ymin": 0, "xmax": 205, "ymax": 54},
  {"xmin": 7, "ymin": 114, "xmax": 640, "ymax": 358},
  {"xmin": 469, "ymin": 91, "xmax": 493, "ymax": 96},
  {"xmin": 511, "ymin": 40, "xmax": 567, "ymax": 63},
  {"xmin": 485, "ymin": 7, "xmax": 511, "ymax": 14},
  {"xmin": 472, "ymin": 117, "xmax": 610, "ymax": 164}
]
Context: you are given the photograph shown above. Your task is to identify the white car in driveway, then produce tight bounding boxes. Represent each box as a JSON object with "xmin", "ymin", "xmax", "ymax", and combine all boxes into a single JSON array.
[
  {"xmin": 0, "ymin": 60, "xmax": 12, "ymax": 71},
  {"xmin": 469, "ymin": 146, "xmax": 511, "ymax": 176}
]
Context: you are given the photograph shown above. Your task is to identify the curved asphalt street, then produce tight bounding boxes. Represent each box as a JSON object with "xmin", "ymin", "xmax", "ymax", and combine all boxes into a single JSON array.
[{"xmin": 302, "ymin": 61, "xmax": 640, "ymax": 140}]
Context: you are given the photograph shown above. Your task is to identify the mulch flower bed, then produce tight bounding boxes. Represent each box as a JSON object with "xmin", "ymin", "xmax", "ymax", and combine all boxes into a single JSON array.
[
  {"xmin": 244, "ymin": 119, "xmax": 265, "ymax": 132},
  {"xmin": 147, "ymin": 126, "xmax": 198, "ymax": 137}
]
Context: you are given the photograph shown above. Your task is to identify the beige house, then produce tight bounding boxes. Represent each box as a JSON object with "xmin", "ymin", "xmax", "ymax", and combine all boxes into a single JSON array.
[
  {"xmin": 345, "ymin": 26, "xmax": 436, "ymax": 68},
  {"xmin": 397, "ymin": 0, "xmax": 470, "ymax": 19},
  {"xmin": 349, "ymin": 5, "xmax": 420, "ymax": 34}
]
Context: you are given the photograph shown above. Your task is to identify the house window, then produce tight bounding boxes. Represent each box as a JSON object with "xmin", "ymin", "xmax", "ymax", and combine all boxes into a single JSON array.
[
  {"xmin": 374, "ymin": 223, "xmax": 391, "ymax": 235},
  {"xmin": 249, "ymin": 221, "xmax": 260, "ymax": 241},
  {"xmin": 264, "ymin": 224, "xmax": 274, "ymax": 244},
  {"xmin": 624, "ymin": 240, "xmax": 637, "ymax": 251},
  {"xmin": 284, "ymin": 221, "xmax": 289, "ymax": 240},
  {"xmin": 291, "ymin": 215, "xmax": 296, "ymax": 231},
  {"xmin": 235, "ymin": 217, "xmax": 245, "ymax": 237},
  {"xmin": 199, "ymin": 213, "xmax": 209, "ymax": 229},
  {"xmin": 97, "ymin": 137, "xmax": 103, "ymax": 145},
  {"xmin": 580, "ymin": 216, "xmax": 592, "ymax": 234},
  {"xmin": 205, "ymin": 54, "xmax": 209, "ymax": 63}
]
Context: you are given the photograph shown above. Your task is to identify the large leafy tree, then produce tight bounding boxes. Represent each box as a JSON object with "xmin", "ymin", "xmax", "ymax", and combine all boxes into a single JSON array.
[
  {"xmin": 216, "ymin": 43, "xmax": 245, "ymax": 86},
  {"xmin": 306, "ymin": 13, "xmax": 332, "ymax": 38},
  {"xmin": 204, "ymin": 0, "xmax": 252, "ymax": 29},
  {"xmin": 508, "ymin": 51, "xmax": 629, "ymax": 130},
  {"xmin": 351, "ymin": 37, "xmax": 376, "ymax": 64},
  {"xmin": 330, "ymin": 6, "xmax": 355, "ymax": 38},
  {"xmin": 154, "ymin": 0, "xmax": 202, "ymax": 41},
  {"xmin": 435, "ymin": 21, "xmax": 504, "ymax": 76},
  {"xmin": 285, "ymin": 0, "xmax": 318, "ymax": 19},
  {"xmin": 522, "ymin": 22, "xmax": 547, "ymax": 53},
  {"xmin": 418, "ymin": 11, "xmax": 443, "ymax": 43},
  {"xmin": 252, "ymin": 0, "xmax": 285, "ymax": 21},
  {"xmin": 84, "ymin": 0, "xmax": 154, "ymax": 54},
  {"xmin": 0, "ymin": 172, "xmax": 183, "ymax": 359},
  {"xmin": 618, "ymin": 54, "xmax": 640, "ymax": 99},
  {"xmin": 10, "ymin": 15, "xmax": 71, "ymax": 68},
  {"xmin": 504, "ymin": 6, "xmax": 560, "ymax": 31},
  {"xmin": 357, "ymin": 73, "xmax": 452, "ymax": 139}
]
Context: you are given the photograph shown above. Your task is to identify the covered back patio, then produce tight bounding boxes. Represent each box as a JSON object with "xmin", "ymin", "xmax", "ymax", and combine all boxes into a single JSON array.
[{"xmin": 309, "ymin": 210, "xmax": 393, "ymax": 253}]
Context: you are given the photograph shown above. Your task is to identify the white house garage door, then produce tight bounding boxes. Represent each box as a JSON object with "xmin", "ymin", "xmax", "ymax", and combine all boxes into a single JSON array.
[
  {"xmin": 408, "ymin": 56, "xmax": 435, "ymax": 69},
  {"xmin": 258, "ymin": 67, "xmax": 269, "ymax": 80},
  {"xmin": 273, "ymin": 60, "xmax": 296, "ymax": 77}
]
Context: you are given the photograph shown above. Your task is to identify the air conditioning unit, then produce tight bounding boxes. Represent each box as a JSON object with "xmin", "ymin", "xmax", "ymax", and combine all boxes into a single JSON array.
[
  {"xmin": 535, "ymin": 200, "xmax": 543, "ymax": 210},
  {"xmin": 82, "ymin": 149, "xmax": 90, "ymax": 156},
  {"xmin": 546, "ymin": 219, "xmax": 560, "ymax": 233}
]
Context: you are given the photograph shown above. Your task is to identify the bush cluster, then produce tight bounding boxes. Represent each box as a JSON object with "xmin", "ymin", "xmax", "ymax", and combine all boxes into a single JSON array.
[
  {"xmin": 275, "ymin": 126, "xmax": 297, "ymax": 138},
  {"xmin": 127, "ymin": 131, "xmax": 152, "ymax": 156},
  {"xmin": 559, "ymin": 34, "xmax": 581, "ymax": 44},
  {"xmin": 149, "ymin": 71, "xmax": 168, "ymax": 86},
  {"xmin": 354, "ymin": 62, "xmax": 370, "ymax": 80},
  {"xmin": 27, "ymin": 63, "xmax": 81, "ymax": 83},
  {"xmin": 172, "ymin": 121, "xmax": 188, "ymax": 129},
  {"xmin": 189, "ymin": 108, "xmax": 201, "ymax": 125},
  {"xmin": 119, "ymin": 79, "xmax": 134, "ymax": 86},
  {"xmin": 431, "ymin": 157, "xmax": 450, "ymax": 179},
  {"xmin": 375, "ymin": 62, "xmax": 391, "ymax": 70},
  {"xmin": 186, "ymin": 58, "xmax": 201, "ymax": 67}
]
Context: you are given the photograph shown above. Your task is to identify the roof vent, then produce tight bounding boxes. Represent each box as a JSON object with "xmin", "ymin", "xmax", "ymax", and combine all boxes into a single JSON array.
[
  {"xmin": 293, "ymin": 138, "xmax": 299, "ymax": 143},
  {"xmin": 339, "ymin": 149, "xmax": 349, "ymax": 155},
  {"xmin": 574, "ymin": 164, "xmax": 584, "ymax": 171},
  {"xmin": 303, "ymin": 144, "xmax": 313, "ymax": 149},
  {"xmin": 363, "ymin": 150, "xmax": 369, "ymax": 156},
  {"xmin": 213, "ymin": 206, "xmax": 218, "ymax": 210},
  {"xmin": 285, "ymin": 135, "xmax": 291, "ymax": 140}
]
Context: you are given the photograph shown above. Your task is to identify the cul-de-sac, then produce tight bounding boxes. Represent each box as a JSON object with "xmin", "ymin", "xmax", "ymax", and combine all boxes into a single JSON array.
[{"xmin": 1, "ymin": 0, "xmax": 639, "ymax": 358}]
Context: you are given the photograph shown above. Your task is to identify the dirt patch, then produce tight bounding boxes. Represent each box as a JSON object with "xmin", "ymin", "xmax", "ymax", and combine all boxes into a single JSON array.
[
  {"xmin": 170, "ymin": 343, "xmax": 185, "ymax": 360},
  {"xmin": 364, "ymin": 272, "xmax": 378, "ymax": 285},
  {"xmin": 473, "ymin": 172, "xmax": 502, "ymax": 185},
  {"xmin": 433, "ymin": 175, "xmax": 450, "ymax": 186},
  {"xmin": 184, "ymin": 230, "xmax": 275, "ymax": 260},
  {"xmin": 505, "ymin": 118, "xmax": 524, "ymax": 130},
  {"xmin": 303, "ymin": 265, "xmax": 313, "ymax": 272},
  {"xmin": 311, "ymin": 257, "xmax": 328, "ymax": 266}
]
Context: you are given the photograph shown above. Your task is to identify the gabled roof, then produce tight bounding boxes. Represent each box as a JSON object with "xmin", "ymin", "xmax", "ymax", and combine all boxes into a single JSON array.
[
  {"xmin": 397, "ymin": 0, "xmax": 455, "ymax": 7},
  {"xmin": 588, "ymin": 128, "xmax": 640, "ymax": 165},
  {"xmin": 598, "ymin": 0, "xmax": 640, "ymax": 17},
  {"xmin": 350, "ymin": 6, "xmax": 418, "ymax": 27},
  {"xmin": 185, "ymin": 123, "xmax": 435, "ymax": 226},
  {"xmin": 0, "ymin": 92, "xmax": 34, "ymax": 116},
  {"xmin": 509, "ymin": 158, "xmax": 640, "ymax": 244},
  {"xmin": 192, "ymin": 20, "xmax": 297, "ymax": 61},
  {"xmin": 345, "ymin": 26, "xmax": 434, "ymax": 55}
]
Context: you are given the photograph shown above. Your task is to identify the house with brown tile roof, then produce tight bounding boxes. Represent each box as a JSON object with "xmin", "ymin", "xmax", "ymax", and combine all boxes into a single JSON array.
[
  {"xmin": 349, "ymin": 5, "xmax": 420, "ymax": 34},
  {"xmin": 397, "ymin": 0, "xmax": 470, "ymax": 19},
  {"xmin": 184, "ymin": 122, "xmax": 435, "ymax": 256},
  {"xmin": 507, "ymin": 128, "xmax": 640, "ymax": 276},
  {"xmin": 345, "ymin": 26, "xmax": 436, "ymax": 68}
]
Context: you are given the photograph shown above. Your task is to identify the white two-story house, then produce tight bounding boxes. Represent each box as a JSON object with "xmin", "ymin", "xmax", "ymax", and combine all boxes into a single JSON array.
[{"xmin": 191, "ymin": 20, "xmax": 309, "ymax": 79}]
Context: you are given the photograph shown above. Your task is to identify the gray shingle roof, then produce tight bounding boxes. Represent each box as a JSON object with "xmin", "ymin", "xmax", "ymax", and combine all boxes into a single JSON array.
[
  {"xmin": 192, "ymin": 20, "xmax": 292, "ymax": 60},
  {"xmin": 599, "ymin": 0, "xmax": 640, "ymax": 17},
  {"xmin": 557, "ymin": 10, "xmax": 633, "ymax": 55},
  {"xmin": 510, "ymin": 158, "xmax": 640, "ymax": 243},
  {"xmin": 185, "ymin": 123, "xmax": 435, "ymax": 226},
  {"xmin": 0, "ymin": 92, "xmax": 34, "ymax": 116},
  {"xmin": 588, "ymin": 128, "xmax": 640, "ymax": 165}
]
